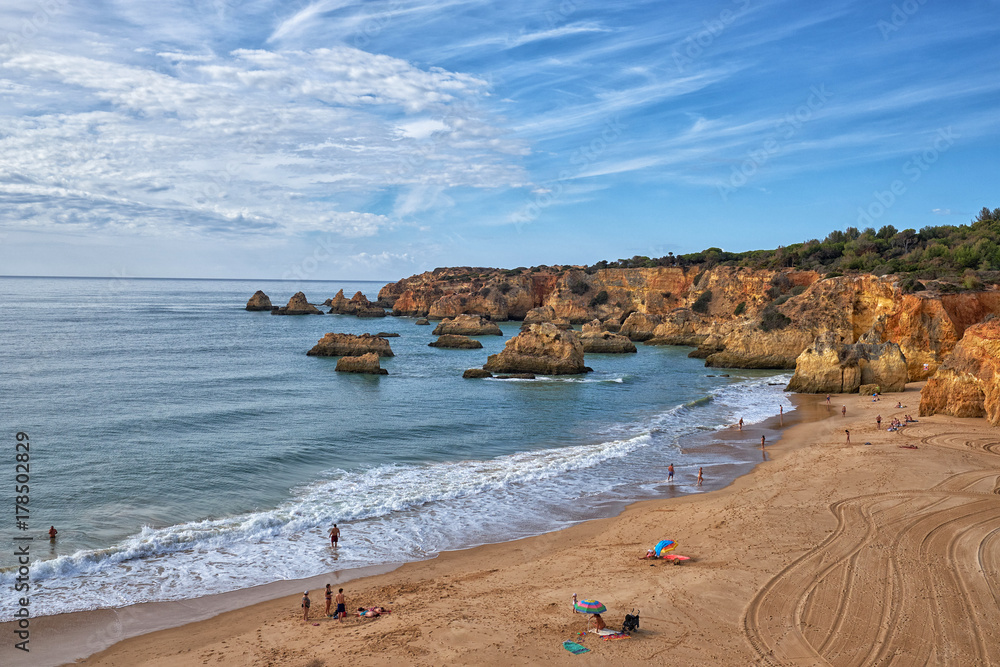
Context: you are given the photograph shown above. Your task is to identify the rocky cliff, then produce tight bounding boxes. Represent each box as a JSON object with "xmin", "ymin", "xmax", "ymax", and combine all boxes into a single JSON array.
[
  {"xmin": 919, "ymin": 319, "xmax": 1000, "ymax": 423},
  {"xmin": 377, "ymin": 266, "xmax": 1000, "ymax": 382},
  {"xmin": 786, "ymin": 331, "xmax": 908, "ymax": 393}
]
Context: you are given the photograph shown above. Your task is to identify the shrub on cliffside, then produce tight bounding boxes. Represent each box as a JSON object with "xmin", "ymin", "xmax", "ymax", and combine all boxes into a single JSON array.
[
  {"xmin": 589, "ymin": 290, "xmax": 609, "ymax": 307},
  {"xmin": 759, "ymin": 306, "xmax": 791, "ymax": 332},
  {"xmin": 691, "ymin": 290, "xmax": 713, "ymax": 314}
]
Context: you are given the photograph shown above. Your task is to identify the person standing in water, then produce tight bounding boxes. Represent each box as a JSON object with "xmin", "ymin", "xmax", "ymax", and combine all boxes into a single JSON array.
[
  {"xmin": 761, "ymin": 435, "xmax": 766, "ymax": 449},
  {"xmin": 697, "ymin": 467, "xmax": 703, "ymax": 486},
  {"xmin": 667, "ymin": 463, "xmax": 674, "ymax": 482},
  {"xmin": 48, "ymin": 526, "xmax": 57, "ymax": 540},
  {"xmin": 329, "ymin": 524, "xmax": 340, "ymax": 547},
  {"xmin": 738, "ymin": 417, "xmax": 744, "ymax": 431}
]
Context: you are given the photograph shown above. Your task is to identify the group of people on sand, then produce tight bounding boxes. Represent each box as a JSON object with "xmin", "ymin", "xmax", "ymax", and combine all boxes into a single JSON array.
[{"xmin": 302, "ymin": 585, "xmax": 347, "ymax": 622}]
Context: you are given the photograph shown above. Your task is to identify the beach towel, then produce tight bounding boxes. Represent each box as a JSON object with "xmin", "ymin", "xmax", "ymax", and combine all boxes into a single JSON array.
[
  {"xmin": 563, "ymin": 640, "xmax": 589, "ymax": 654},
  {"xmin": 602, "ymin": 632, "xmax": 631, "ymax": 641},
  {"xmin": 589, "ymin": 628, "xmax": 618, "ymax": 636}
]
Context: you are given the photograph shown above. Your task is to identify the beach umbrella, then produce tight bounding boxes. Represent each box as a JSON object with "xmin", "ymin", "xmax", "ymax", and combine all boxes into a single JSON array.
[
  {"xmin": 654, "ymin": 539, "xmax": 677, "ymax": 557},
  {"xmin": 574, "ymin": 599, "xmax": 607, "ymax": 615}
]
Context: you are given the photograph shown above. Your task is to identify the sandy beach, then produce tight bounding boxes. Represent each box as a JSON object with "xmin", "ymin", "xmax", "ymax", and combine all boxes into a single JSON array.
[{"xmin": 12, "ymin": 384, "xmax": 1000, "ymax": 666}]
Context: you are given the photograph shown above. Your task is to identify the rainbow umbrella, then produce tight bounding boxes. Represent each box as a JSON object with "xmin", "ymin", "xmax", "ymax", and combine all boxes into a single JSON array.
[
  {"xmin": 654, "ymin": 539, "xmax": 677, "ymax": 557},
  {"xmin": 574, "ymin": 599, "xmax": 607, "ymax": 615}
]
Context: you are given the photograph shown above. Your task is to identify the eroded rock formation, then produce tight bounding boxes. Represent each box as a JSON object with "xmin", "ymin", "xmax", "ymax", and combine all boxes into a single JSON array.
[
  {"xmin": 335, "ymin": 352, "xmax": 388, "ymax": 375},
  {"xmin": 919, "ymin": 319, "xmax": 1000, "ymax": 423},
  {"xmin": 429, "ymin": 335, "xmax": 483, "ymax": 349},
  {"xmin": 307, "ymin": 333, "xmax": 395, "ymax": 357},
  {"xmin": 245, "ymin": 291, "xmax": 273, "ymax": 311},
  {"xmin": 579, "ymin": 320, "xmax": 637, "ymax": 353},
  {"xmin": 483, "ymin": 323, "xmax": 589, "ymax": 375},
  {"xmin": 272, "ymin": 292, "xmax": 323, "ymax": 315},
  {"xmin": 786, "ymin": 332, "xmax": 908, "ymax": 393},
  {"xmin": 432, "ymin": 314, "xmax": 502, "ymax": 336},
  {"xmin": 328, "ymin": 290, "xmax": 386, "ymax": 317}
]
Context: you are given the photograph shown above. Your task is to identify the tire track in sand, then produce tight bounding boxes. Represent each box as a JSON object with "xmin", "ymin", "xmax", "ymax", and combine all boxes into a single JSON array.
[{"xmin": 743, "ymin": 483, "xmax": 1000, "ymax": 666}]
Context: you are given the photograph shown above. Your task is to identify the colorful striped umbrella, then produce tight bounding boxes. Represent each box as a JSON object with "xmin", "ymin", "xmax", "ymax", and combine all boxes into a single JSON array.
[
  {"xmin": 654, "ymin": 539, "xmax": 677, "ymax": 557},
  {"xmin": 574, "ymin": 599, "xmax": 607, "ymax": 615}
]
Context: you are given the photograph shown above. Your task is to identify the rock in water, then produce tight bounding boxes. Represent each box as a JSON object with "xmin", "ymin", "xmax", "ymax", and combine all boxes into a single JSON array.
[
  {"xmin": 272, "ymin": 292, "xmax": 324, "ymax": 315},
  {"xmin": 335, "ymin": 352, "xmax": 388, "ymax": 375},
  {"xmin": 463, "ymin": 368, "xmax": 493, "ymax": 379},
  {"xmin": 307, "ymin": 333, "xmax": 395, "ymax": 357},
  {"xmin": 786, "ymin": 331, "xmax": 908, "ymax": 393},
  {"xmin": 920, "ymin": 319, "xmax": 1000, "ymax": 423},
  {"xmin": 245, "ymin": 290, "xmax": 272, "ymax": 311},
  {"xmin": 484, "ymin": 323, "xmax": 589, "ymax": 375},
  {"xmin": 579, "ymin": 320, "xmax": 637, "ymax": 353},
  {"xmin": 433, "ymin": 314, "xmax": 503, "ymax": 336},
  {"xmin": 415, "ymin": 318, "xmax": 431, "ymax": 325},
  {"xmin": 429, "ymin": 335, "xmax": 484, "ymax": 349},
  {"xmin": 376, "ymin": 332, "xmax": 400, "ymax": 337}
]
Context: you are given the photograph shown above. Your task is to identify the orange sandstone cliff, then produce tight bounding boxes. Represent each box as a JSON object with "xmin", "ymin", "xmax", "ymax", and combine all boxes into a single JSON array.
[
  {"xmin": 379, "ymin": 267, "xmax": 1000, "ymax": 382},
  {"xmin": 919, "ymin": 318, "xmax": 1000, "ymax": 424}
]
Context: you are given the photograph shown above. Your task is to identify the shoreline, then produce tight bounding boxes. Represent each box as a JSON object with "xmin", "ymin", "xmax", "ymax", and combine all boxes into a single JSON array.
[
  {"xmin": 2, "ymin": 390, "xmax": 813, "ymax": 666},
  {"xmin": 11, "ymin": 383, "xmax": 1000, "ymax": 666}
]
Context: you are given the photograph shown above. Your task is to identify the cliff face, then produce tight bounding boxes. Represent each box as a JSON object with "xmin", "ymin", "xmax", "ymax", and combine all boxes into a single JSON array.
[
  {"xmin": 919, "ymin": 319, "xmax": 1000, "ymax": 423},
  {"xmin": 786, "ymin": 331, "xmax": 909, "ymax": 393},
  {"xmin": 378, "ymin": 268, "xmax": 1000, "ymax": 380}
]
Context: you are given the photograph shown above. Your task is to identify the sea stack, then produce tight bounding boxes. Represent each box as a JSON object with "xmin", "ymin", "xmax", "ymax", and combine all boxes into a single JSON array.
[
  {"xmin": 307, "ymin": 333, "xmax": 395, "ymax": 357},
  {"xmin": 483, "ymin": 323, "xmax": 590, "ymax": 375},
  {"xmin": 335, "ymin": 352, "xmax": 388, "ymax": 375},
  {"xmin": 245, "ymin": 290, "xmax": 273, "ymax": 311},
  {"xmin": 433, "ymin": 314, "xmax": 503, "ymax": 336},
  {"xmin": 272, "ymin": 292, "xmax": 324, "ymax": 315}
]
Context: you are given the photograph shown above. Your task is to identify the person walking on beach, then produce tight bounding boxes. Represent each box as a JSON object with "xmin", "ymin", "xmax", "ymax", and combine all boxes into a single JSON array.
[
  {"xmin": 826, "ymin": 394, "xmax": 831, "ymax": 405},
  {"xmin": 667, "ymin": 463, "xmax": 674, "ymax": 482},
  {"xmin": 335, "ymin": 588, "xmax": 346, "ymax": 621},
  {"xmin": 842, "ymin": 405, "xmax": 847, "ymax": 417},
  {"xmin": 325, "ymin": 584, "xmax": 333, "ymax": 617},
  {"xmin": 697, "ymin": 467, "xmax": 703, "ymax": 486},
  {"xmin": 738, "ymin": 417, "xmax": 744, "ymax": 431},
  {"xmin": 779, "ymin": 404, "xmax": 784, "ymax": 426},
  {"xmin": 329, "ymin": 524, "xmax": 340, "ymax": 547},
  {"xmin": 761, "ymin": 435, "xmax": 766, "ymax": 449},
  {"xmin": 876, "ymin": 415, "xmax": 882, "ymax": 430},
  {"xmin": 845, "ymin": 430, "xmax": 850, "ymax": 444},
  {"xmin": 301, "ymin": 591, "xmax": 311, "ymax": 621}
]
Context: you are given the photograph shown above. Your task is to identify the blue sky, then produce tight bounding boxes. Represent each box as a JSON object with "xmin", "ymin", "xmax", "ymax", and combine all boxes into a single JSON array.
[{"xmin": 0, "ymin": 0, "xmax": 997, "ymax": 280}]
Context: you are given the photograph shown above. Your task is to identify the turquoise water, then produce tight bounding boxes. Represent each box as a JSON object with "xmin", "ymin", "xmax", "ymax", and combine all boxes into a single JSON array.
[{"xmin": 0, "ymin": 276, "xmax": 789, "ymax": 617}]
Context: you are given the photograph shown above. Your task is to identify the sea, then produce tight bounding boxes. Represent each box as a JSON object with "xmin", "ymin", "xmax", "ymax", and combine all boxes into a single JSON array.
[{"xmin": 0, "ymin": 276, "xmax": 792, "ymax": 620}]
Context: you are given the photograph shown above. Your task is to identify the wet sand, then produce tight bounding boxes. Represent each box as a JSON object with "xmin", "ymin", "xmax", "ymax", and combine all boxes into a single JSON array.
[{"xmin": 7, "ymin": 383, "xmax": 1000, "ymax": 666}]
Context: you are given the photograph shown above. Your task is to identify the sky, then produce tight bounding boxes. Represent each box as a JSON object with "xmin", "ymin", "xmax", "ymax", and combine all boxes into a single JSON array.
[{"xmin": 0, "ymin": 0, "xmax": 997, "ymax": 281}]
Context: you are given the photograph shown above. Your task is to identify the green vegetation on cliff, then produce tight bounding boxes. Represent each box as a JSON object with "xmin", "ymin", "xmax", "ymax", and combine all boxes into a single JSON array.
[{"xmin": 589, "ymin": 207, "xmax": 1000, "ymax": 282}]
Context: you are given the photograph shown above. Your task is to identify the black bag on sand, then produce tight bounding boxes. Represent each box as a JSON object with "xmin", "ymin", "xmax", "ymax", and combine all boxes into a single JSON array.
[{"xmin": 622, "ymin": 609, "xmax": 639, "ymax": 633}]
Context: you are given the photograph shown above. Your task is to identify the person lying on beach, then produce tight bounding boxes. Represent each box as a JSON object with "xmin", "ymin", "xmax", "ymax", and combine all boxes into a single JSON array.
[{"xmin": 357, "ymin": 606, "xmax": 391, "ymax": 618}]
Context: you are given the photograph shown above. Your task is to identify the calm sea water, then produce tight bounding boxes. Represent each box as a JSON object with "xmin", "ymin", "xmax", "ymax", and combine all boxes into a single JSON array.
[{"xmin": 0, "ymin": 276, "xmax": 790, "ymax": 618}]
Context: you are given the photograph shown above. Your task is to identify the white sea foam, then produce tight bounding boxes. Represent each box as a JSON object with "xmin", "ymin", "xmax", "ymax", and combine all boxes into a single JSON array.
[{"xmin": 0, "ymin": 373, "xmax": 791, "ymax": 620}]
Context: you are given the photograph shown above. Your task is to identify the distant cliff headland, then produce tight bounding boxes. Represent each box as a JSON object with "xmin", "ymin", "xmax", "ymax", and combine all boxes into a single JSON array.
[{"xmin": 254, "ymin": 208, "xmax": 1000, "ymax": 423}]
